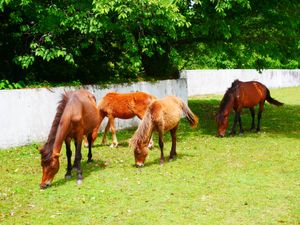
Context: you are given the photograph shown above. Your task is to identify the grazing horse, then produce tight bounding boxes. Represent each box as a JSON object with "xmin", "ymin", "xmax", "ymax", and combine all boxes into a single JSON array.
[
  {"xmin": 39, "ymin": 89, "xmax": 100, "ymax": 189},
  {"xmin": 129, "ymin": 96, "xmax": 199, "ymax": 167},
  {"xmin": 216, "ymin": 80, "xmax": 283, "ymax": 137},
  {"xmin": 91, "ymin": 92, "xmax": 157, "ymax": 147}
]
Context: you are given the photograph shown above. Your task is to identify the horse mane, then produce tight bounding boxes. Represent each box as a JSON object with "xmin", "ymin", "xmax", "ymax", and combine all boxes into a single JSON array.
[
  {"xmin": 129, "ymin": 110, "xmax": 153, "ymax": 151},
  {"xmin": 216, "ymin": 80, "xmax": 240, "ymax": 121},
  {"xmin": 40, "ymin": 92, "xmax": 70, "ymax": 164}
]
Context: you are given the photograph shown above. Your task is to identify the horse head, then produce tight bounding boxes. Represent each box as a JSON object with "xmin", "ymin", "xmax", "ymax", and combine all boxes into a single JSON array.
[
  {"xmin": 133, "ymin": 143, "xmax": 148, "ymax": 167},
  {"xmin": 215, "ymin": 111, "xmax": 229, "ymax": 138},
  {"xmin": 40, "ymin": 152, "xmax": 60, "ymax": 189}
]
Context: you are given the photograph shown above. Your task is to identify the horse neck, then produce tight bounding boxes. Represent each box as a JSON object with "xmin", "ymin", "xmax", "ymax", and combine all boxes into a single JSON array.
[
  {"xmin": 131, "ymin": 111, "xmax": 153, "ymax": 148},
  {"xmin": 220, "ymin": 92, "xmax": 234, "ymax": 116},
  {"xmin": 40, "ymin": 94, "xmax": 69, "ymax": 163}
]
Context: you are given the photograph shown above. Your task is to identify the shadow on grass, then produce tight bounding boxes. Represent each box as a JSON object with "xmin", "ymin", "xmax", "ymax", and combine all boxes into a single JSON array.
[
  {"xmin": 185, "ymin": 98, "xmax": 300, "ymax": 139},
  {"xmin": 136, "ymin": 152, "xmax": 194, "ymax": 168},
  {"xmin": 51, "ymin": 158, "xmax": 106, "ymax": 188}
]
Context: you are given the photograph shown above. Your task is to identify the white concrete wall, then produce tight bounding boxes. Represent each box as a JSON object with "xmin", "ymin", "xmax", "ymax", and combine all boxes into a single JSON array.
[
  {"xmin": 181, "ymin": 69, "xmax": 300, "ymax": 96},
  {"xmin": 0, "ymin": 79, "xmax": 187, "ymax": 149}
]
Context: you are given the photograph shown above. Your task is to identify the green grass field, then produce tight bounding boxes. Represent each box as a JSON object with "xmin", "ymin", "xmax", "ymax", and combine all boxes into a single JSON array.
[{"xmin": 0, "ymin": 87, "xmax": 299, "ymax": 225}]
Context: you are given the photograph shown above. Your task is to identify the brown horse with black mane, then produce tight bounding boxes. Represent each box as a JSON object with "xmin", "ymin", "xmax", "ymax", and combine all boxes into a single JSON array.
[
  {"xmin": 129, "ymin": 96, "xmax": 198, "ymax": 167},
  {"xmin": 91, "ymin": 92, "xmax": 157, "ymax": 147},
  {"xmin": 216, "ymin": 80, "xmax": 283, "ymax": 137},
  {"xmin": 39, "ymin": 89, "xmax": 100, "ymax": 189}
]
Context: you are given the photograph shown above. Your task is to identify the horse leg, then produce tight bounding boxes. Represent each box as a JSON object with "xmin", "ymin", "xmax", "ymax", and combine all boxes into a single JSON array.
[
  {"xmin": 101, "ymin": 119, "xmax": 110, "ymax": 145},
  {"xmin": 73, "ymin": 138, "xmax": 83, "ymax": 185},
  {"xmin": 256, "ymin": 101, "xmax": 265, "ymax": 132},
  {"xmin": 65, "ymin": 138, "xmax": 72, "ymax": 179},
  {"xmin": 230, "ymin": 110, "xmax": 238, "ymax": 135},
  {"xmin": 238, "ymin": 112, "xmax": 244, "ymax": 134},
  {"xmin": 158, "ymin": 129, "xmax": 165, "ymax": 165},
  {"xmin": 83, "ymin": 136, "xmax": 89, "ymax": 148},
  {"xmin": 148, "ymin": 135, "xmax": 154, "ymax": 149},
  {"xmin": 109, "ymin": 116, "xmax": 118, "ymax": 148},
  {"xmin": 83, "ymin": 112, "xmax": 103, "ymax": 148},
  {"xmin": 87, "ymin": 133, "xmax": 93, "ymax": 163},
  {"xmin": 169, "ymin": 125, "xmax": 178, "ymax": 161},
  {"xmin": 249, "ymin": 107, "xmax": 255, "ymax": 130}
]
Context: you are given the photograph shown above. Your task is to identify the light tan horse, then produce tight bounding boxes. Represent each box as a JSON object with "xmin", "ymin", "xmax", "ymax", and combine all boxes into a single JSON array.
[
  {"xmin": 129, "ymin": 96, "xmax": 199, "ymax": 167},
  {"xmin": 90, "ymin": 92, "xmax": 157, "ymax": 147},
  {"xmin": 39, "ymin": 89, "xmax": 100, "ymax": 189}
]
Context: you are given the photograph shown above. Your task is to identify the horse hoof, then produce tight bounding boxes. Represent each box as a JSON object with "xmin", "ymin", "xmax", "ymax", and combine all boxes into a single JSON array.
[
  {"xmin": 77, "ymin": 179, "xmax": 83, "ymax": 185},
  {"xmin": 87, "ymin": 159, "xmax": 93, "ymax": 164},
  {"xmin": 65, "ymin": 174, "xmax": 72, "ymax": 179},
  {"xmin": 83, "ymin": 143, "xmax": 89, "ymax": 148},
  {"xmin": 148, "ymin": 142, "xmax": 154, "ymax": 149},
  {"xmin": 110, "ymin": 143, "xmax": 118, "ymax": 148}
]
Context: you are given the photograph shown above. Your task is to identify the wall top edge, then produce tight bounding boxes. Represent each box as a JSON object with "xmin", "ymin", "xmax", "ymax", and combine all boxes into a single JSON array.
[
  {"xmin": 0, "ymin": 78, "xmax": 185, "ymax": 93},
  {"xmin": 181, "ymin": 69, "xmax": 300, "ymax": 72}
]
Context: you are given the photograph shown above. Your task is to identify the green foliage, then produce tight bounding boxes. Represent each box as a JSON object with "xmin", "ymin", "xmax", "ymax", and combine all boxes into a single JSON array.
[
  {"xmin": 179, "ymin": 0, "xmax": 300, "ymax": 70},
  {"xmin": 0, "ymin": 0, "xmax": 299, "ymax": 87},
  {"xmin": 0, "ymin": 80, "xmax": 25, "ymax": 90}
]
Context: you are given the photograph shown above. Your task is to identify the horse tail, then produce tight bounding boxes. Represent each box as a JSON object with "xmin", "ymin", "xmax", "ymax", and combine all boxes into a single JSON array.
[
  {"xmin": 129, "ymin": 109, "xmax": 153, "ymax": 149},
  {"xmin": 182, "ymin": 101, "xmax": 199, "ymax": 128},
  {"xmin": 266, "ymin": 89, "xmax": 284, "ymax": 106},
  {"xmin": 40, "ymin": 93, "xmax": 69, "ymax": 164}
]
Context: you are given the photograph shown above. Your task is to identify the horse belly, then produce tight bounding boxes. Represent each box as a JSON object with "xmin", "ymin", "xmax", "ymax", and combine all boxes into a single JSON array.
[
  {"xmin": 242, "ymin": 96, "xmax": 261, "ymax": 108},
  {"xmin": 112, "ymin": 110, "xmax": 135, "ymax": 119},
  {"xmin": 241, "ymin": 84, "xmax": 264, "ymax": 108},
  {"xmin": 162, "ymin": 110, "xmax": 181, "ymax": 131}
]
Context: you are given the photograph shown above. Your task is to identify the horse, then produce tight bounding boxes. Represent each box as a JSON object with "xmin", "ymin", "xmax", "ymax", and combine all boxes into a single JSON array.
[
  {"xmin": 129, "ymin": 96, "xmax": 199, "ymax": 167},
  {"xmin": 39, "ymin": 89, "xmax": 100, "ymax": 189},
  {"xmin": 89, "ymin": 92, "xmax": 157, "ymax": 148},
  {"xmin": 216, "ymin": 80, "xmax": 284, "ymax": 137}
]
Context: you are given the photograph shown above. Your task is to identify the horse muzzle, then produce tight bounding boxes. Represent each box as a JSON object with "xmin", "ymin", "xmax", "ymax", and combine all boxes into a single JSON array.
[
  {"xmin": 40, "ymin": 181, "xmax": 51, "ymax": 189},
  {"xmin": 135, "ymin": 163, "xmax": 144, "ymax": 168},
  {"xmin": 217, "ymin": 133, "xmax": 225, "ymax": 138}
]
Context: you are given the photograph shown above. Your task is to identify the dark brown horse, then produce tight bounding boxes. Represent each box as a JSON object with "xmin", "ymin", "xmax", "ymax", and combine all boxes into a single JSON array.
[
  {"xmin": 39, "ymin": 89, "xmax": 100, "ymax": 189},
  {"xmin": 129, "ymin": 96, "xmax": 198, "ymax": 167},
  {"xmin": 90, "ymin": 92, "xmax": 157, "ymax": 147},
  {"xmin": 216, "ymin": 80, "xmax": 283, "ymax": 137}
]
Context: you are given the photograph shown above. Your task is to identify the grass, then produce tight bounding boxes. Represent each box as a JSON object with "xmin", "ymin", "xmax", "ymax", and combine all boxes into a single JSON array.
[{"xmin": 0, "ymin": 87, "xmax": 299, "ymax": 225}]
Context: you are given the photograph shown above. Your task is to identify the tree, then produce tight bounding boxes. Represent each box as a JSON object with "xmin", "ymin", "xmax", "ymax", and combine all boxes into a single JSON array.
[
  {"xmin": 177, "ymin": 0, "xmax": 300, "ymax": 70},
  {"xmin": 0, "ymin": 0, "xmax": 299, "ymax": 86}
]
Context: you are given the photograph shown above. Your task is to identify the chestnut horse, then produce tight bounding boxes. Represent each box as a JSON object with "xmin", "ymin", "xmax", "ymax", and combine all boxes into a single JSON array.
[
  {"xmin": 39, "ymin": 89, "xmax": 100, "ymax": 189},
  {"xmin": 129, "ymin": 96, "xmax": 199, "ymax": 167},
  {"xmin": 216, "ymin": 80, "xmax": 283, "ymax": 137},
  {"xmin": 91, "ymin": 92, "xmax": 157, "ymax": 147}
]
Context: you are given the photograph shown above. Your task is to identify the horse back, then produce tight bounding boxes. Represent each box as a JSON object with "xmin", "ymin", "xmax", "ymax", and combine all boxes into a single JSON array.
[
  {"xmin": 237, "ymin": 81, "xmax": 267, "ymax": 107},
  {"xmin": 150, "ymin": 96, "xmax": 182, "ymax": 131},
  {"xmin": 63, "ymin": 90, "xmax": 99, "ymax": 136},
  {"xmin": 99, "ymin": 92, "xmax": 155, "ymax": 119}
]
